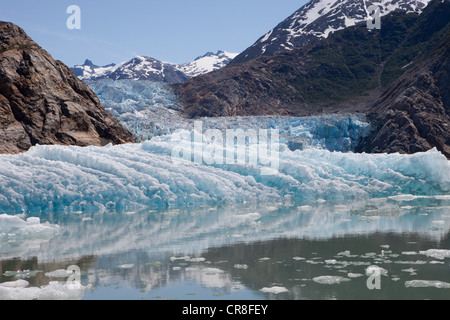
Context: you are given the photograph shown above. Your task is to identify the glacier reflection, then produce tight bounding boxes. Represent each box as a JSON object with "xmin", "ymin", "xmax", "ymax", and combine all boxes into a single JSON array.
[{"xmin": 1, "ymin": 197, "xmax": 450, "ymax": 299}]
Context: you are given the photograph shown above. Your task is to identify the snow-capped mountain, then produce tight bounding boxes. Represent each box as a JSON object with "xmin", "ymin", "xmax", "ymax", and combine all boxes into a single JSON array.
[
  {"xmin": 178, "ymin": 50, "xmax": 239, "ymax": 78},
  {"xmin": 71, "ymin": 59, "xmax": 116, "ymax": 80},
  {"xmin": 106, "ymin": 56, "xmax": 189, "ymax": 83},
  {"xmin": 232, "ymin": 0, "xmax": 431, "ymax": 64},
  {"xmin": 71, "ymin": 51, "xmax": 238, "ymax": 83}
]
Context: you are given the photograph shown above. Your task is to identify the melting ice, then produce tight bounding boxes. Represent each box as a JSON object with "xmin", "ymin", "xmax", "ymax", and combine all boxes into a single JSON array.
[{"xmin": 0, "ymin": 126, "xmax": 448, "ymax": 214}]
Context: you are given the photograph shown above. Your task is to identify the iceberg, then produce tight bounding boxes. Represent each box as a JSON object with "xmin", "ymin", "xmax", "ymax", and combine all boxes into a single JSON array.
[
  {"xmin": 260, "ymin": 286, "xmax": 289, "ymax": 294},
  {"xmin": 0, "ymin": 281, "xmax": 88, "ymax": 300},
  {"xmin": 312, "ymin": 276, "xmax": 351, "ymax": 284},
  {"xmin": 87, "ymin": 79, "xmax": 371, "ymax": 149},
  {"xmin": 0, "ymin": 131, "xmax": 448, "ymax": 215}
]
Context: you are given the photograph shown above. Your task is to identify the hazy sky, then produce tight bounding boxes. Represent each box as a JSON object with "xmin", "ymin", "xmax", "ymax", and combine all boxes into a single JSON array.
[{"xmin": 0, "ymin": 0, "xmax": 307, "ymax": 66}]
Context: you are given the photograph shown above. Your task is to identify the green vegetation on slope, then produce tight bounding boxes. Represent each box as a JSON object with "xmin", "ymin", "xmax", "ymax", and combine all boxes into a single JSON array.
[{"xmin": 285, "ymin": 0, "xmax": 450, "ymax": 103}]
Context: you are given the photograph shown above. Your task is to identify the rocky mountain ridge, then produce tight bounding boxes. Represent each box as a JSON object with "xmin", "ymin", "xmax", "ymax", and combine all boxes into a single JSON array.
[{"xmin": 71, "ymin": 51, "xmax": 238, "ymax": 83}]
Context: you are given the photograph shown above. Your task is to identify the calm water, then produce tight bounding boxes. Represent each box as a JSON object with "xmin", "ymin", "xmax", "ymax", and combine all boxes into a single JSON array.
[{"xmin": 1, "ymin": 197, "xmax": 450, "ymax": 300}]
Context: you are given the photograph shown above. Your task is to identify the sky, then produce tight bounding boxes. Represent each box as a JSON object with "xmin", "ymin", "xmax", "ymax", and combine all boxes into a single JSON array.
[{"xmin": 0, "ymin": 0, "xmax": 307, "ymax": 67}]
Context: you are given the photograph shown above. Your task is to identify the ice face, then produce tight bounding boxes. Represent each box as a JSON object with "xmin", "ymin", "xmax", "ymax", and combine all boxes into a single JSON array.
[
  {"xmin": 85, "ymin": 79, "xmax": 183, "ymax": 141},
  {"xmin": 0, "ymin": 133, "xmax": 449, "ymax": 215},
  {"xmin": 87, "ymin": 79, "xmax": 371, "ymax": 149}
]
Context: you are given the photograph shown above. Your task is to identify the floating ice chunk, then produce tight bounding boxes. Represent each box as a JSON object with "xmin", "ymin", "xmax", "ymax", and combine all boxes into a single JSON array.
[
  {"xmin": 362, "ymin": 252, "xmax": 377, "ymax": 258},
  {"xmin": 347, "ymin": 273, "xmax": 364, "ymax": 278},
  {"xmin": 365, "ymin": 265, "xmax": 388, "ymax": 276},
  {"xmin": 401, "ymin": 268, "xmax": 417, "ymax": 275},
  {"xmin": 188, "ymin": 257, "xmax": 206, "ymax": 263},
  {"xmin": 337, "ymin": 250, "xmax": 352, "ymax": 257},
  {"xmin": 45, "ymin": 269, "xmax": 73, "ymax": 278},
  {"xmin": 0, "ymin": 214, "xmax": 60, "ymax": 260},
  {"xmin": 260, "ymin": 286, "xmax": 288, "ymax": 294},
  {"xmin": 117, "ymin": 264, "xmax": 134, "ymax": 269},
  {"xmin": 0, "ymin": 280, "xmax": 29, "ymax": 288},
  {"xmin": 419, "ymin": 249, "xmax": 450, "ymax": 260},
  {"xmin": 0, "ymin": 281, "xmax": 88, "ymax": 300},
  {"xmin": 405, "ymin": 280, "xmax": 450, "ymax": 289},
  {"xmin": 3, "ymin": 270, "xmax": 40, "ymax": 279},
  {"xmin": 306, "ymin": 259, "xmax": 323, "ymax": 265},
  {"xmin": 170, "ymin": 256, "xmax": 191, "ymax": 262},
  {"xmin": 402, "ymin": 251, "xmax": 418, "ymax": 256},
  {"xmin": 293, "ymin": 257, "xmax": 305, "ymax": 261},
  {"xmin": 394, "ymin": 260, "xmax": 427, "ymax": 265},
  {"xmin": 185, "ymin": 267, "xmax": 224, "ymax": 274},
  {"xmin": 312, "ymin": 276, "xmax": 350, "ymax": 284},
  {"xmin": 234, "ymin": 264, "xmax": 248, "ymax": 269}
]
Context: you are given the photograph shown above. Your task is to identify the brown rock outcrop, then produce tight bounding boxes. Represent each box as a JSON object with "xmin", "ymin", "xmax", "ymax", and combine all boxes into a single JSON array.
[
  {"xmin": 0, "ymin": 22, "xmax": 135, "ymax": 154},
  {"xmin": 357, "ymin": 34, "xmax": 450, "ymax": 158}
]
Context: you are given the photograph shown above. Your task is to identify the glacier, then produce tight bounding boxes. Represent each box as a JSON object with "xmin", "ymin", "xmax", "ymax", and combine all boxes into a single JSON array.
[
  {"xmin": 86, "ymin": 79, "xmax": 371, "ymax": 150},
  {"xmin": 1, "ymin": 78, "xmax": 449, "ymax": 216},
  {"xmin": 0, "ymin": 132, "xmax": 448, "ymax": 215}
]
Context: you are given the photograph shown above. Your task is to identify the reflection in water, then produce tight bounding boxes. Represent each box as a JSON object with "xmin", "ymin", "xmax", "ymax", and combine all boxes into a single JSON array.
[{"xmin": 1, "ymin": 197, "xmax": 450, "ymax": 300}]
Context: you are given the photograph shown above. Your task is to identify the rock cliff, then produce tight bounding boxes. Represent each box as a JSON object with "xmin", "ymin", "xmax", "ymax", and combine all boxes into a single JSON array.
[{"xmin": 0, "ymin": 22, "xmax": 135, "ymax": 154}]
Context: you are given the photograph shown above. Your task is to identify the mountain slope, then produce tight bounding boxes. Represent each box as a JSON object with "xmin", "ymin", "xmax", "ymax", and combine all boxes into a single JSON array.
[
  {"xmin": 0, "ymin": 22, "xmax": 136, "ymax": 154},
  {"xmin": 232, "ymin": 0, "xmax": 431, "ymax": 64},
  {"xmin": 357, "ymin": 4, "xmax": 450, "ymax": 158},
  {"xmin": 71, "ymin": 51, "xmax": 238, "ymax": 83},
  {"xmin": 174, "ymin": 1, "xmax": 448, "ymax": 112},
  {"xmin": 175, "ymin": 0, "xmax": 450, "ymax": 158}
]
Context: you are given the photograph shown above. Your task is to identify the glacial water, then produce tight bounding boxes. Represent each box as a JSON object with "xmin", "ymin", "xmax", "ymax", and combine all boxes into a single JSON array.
[
  {"xmin": 0, "ymin": 113, "xmax": 449, "ymax": 300},
  {"xmin": 1, "ymin": 197, "xmax": 450, "ymax": 300}
]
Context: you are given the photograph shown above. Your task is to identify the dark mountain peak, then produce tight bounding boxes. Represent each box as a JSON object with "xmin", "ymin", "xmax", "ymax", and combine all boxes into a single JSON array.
[
  {"xmin": 194, "ymin": 50, "xmax": 225, "ymax": 61},
  {"xmin": 83, "ymin": 59, "xmax": 96, "ymax": 67},
  {"xmin": 174, "ymin": 0, "xmax": 449, "ymax": 158}
]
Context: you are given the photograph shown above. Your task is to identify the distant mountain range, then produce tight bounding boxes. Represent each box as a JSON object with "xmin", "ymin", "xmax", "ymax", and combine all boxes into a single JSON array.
[
  {"xmin": 71, "ymin": 51, "xmax": 238, "ymax": 83},
  {"xmin": 232, "ymin": 0, "xmax": 431, "ymax": 64}
]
